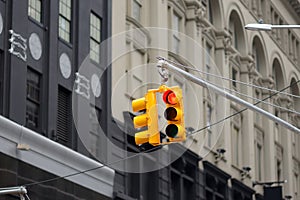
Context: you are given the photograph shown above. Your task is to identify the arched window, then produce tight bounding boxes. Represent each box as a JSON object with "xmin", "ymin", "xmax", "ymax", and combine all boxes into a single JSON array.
[
  {"xmin": 272, "ymin": 58, "xmax": 284, "ymax": 90},
  {"xmin": 291, "ymin": 78, "xmax": 300, "ymax": 111},
  {"xmin": 252, "ymin": 37, "xmax": 267, "ymax": 76},
  {"xmin": 228, "ymin": 10, "xmax": 246, "ymax": 54}
]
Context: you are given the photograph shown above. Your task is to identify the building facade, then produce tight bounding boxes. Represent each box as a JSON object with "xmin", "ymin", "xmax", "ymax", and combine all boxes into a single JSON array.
[
  {"xmin": 112, "ymin": 0, "xmax": 300, "ymax": 199},
  {"xmin": 0, "ymin": 0, "xmax": 114, "ymax": 199}
]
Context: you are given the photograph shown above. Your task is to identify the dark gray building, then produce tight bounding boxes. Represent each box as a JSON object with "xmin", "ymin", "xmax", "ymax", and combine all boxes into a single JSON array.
[{"xmin": 0, "ymin": 0, "xmax": 114, "ymax": 199}]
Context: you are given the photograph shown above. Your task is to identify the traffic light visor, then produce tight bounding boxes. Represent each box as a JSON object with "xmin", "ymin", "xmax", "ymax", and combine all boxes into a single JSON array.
[
  {"xmin": 163, "ymin": 90, "xmax": 177, "ymax": 105},
  {"xmin": 132, "ymin": 97, "xmax": 146, "ymax": 112}
]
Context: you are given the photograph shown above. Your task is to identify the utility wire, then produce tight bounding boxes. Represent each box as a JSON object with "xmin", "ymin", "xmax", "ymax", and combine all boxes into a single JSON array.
[
  {"xmin": 23, "ymin": 58, "xmax": 300, "ymax": 188},
  {"xmin": 188, "ymin": 78, "xmax": 300, "ymax": 136},
  {"xmin": 163, "ymin": 58, "xmax": 300, "ymax": 99},
  {"xmin": 24, "ymin": 145, "xmax": 163, "ymax": 187},
  {"xmin": 225, "ymin": 87, "xmax": 300, "ymax": 115},
  {"xmin": 203, "ymin": 78, "xmax": 300, "ymax": 115}
]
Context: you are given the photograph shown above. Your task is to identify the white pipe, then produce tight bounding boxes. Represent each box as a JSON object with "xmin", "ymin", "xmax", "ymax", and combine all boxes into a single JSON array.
[
  {"xmin": 0, "ymin": 186, "xmax": 27, "ymax": 195},
  {"xmin": 245, "ymin": 23, "xmax": 300, "ymax": 31},
  {"xmin": 157, "ymin": 60, "xmax": 300, "ymax": 134}
]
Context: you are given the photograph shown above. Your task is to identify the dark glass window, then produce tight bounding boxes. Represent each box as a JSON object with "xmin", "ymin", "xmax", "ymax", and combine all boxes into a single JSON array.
[
  {"xmin": 170, "ymin": 157, "xmax": 196, "ymax": 200},
  {"xmin": 28, "ymin": 0, "xmax": 42, "ymax": 22},
  {"xmin": 89, "ymin": 105, "xmax": 102, "ymax": 156},
  {"xmin": 26, "ymin": 68, "xmax": 41, "ymax": 130},
  {"xmin": 59, "ymin": 0, "xmax": 72, "ymax": 43},
  {"xmin": 90, "ymin": 12, "xmax": 101, "ymax": 63}
]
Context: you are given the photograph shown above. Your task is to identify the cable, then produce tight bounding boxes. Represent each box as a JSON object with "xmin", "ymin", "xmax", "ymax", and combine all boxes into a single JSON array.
[
  {"xmin": 203, "ymin": 78, "xmax": 300, "ymax": 115},
  {"xmin": 188, "ymin": 79, "xmax": 300, "ymax": 136},
  {"xmin": 163, "ymin": 57, "xmax": 300, "ymax": 99},
  {"xmin": 24, "ymin": 145, "xmax": 163, "ymax": 188},
  {"xmin": 225, "ymin": 87, "xmax": 300, "ymax": 115},
  {"xmin": 23, "ymin": 58, "xmax": 300, "ymax": 188}
]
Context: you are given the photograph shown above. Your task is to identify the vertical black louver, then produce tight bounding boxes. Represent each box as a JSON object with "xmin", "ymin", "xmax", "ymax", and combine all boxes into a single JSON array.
[{"xmin": 56, "ymin": 86, "xmax": 72, "ymax": 147}]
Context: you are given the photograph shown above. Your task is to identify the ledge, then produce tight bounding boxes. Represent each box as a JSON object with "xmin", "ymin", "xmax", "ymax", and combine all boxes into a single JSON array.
[{"xmin": 0, "ymin": 115, "xmax": 115, "ymax": 198}]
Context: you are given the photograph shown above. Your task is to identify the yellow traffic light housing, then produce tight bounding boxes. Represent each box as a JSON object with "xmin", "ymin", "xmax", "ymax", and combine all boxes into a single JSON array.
[
  {"xmin": 132, "ymin": 90, "xmax": 160, "ymax": 146},
  {"xmin": 131, "ymin": 85, "xmax": 185, "ymax": 147},
  {"xmin": 162, "ymin": 86, "xmax": 185, "ymax": 142}
]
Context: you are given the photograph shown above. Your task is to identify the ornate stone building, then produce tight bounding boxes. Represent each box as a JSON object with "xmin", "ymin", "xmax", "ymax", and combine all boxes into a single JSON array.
[{"xmin": 112, "ymin": 0, "xmax": 300, "ymax": 199}]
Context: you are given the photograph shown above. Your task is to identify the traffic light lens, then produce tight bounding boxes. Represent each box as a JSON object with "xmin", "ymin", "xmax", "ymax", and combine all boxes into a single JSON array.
[
  {"xmin": 163, "ymin": 90, "xmax": 177, "ymax": 105},
  {"xmin": 164, "ymin": 107, "xmax": 177, "ymax": 120},
  {"xmin": 166, "ymin": 124, "xmax": 178, "ymax": 138}
]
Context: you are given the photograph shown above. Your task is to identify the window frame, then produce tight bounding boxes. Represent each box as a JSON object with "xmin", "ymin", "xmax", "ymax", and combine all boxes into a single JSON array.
[
  {"xmin": 255, "ymin": 129, "xmax": 264, "ymax": 181},
  {"xmin": 90, "ymin": 12, "xmax": 102, "ymax": 64},
  {"xmin": 59, "ymin": 0, "xmax": 72, "ymax": 43},
  {"xmin": 28, "ymin": 0, "xmax": 43, "ymax": 23},
  {"xmin": 26, "ymin": 68, "xmax": 41, "ymax": 131},
  {"xmin": 132, "ymin": 0, "xmax": 142, "ymax": 22}
]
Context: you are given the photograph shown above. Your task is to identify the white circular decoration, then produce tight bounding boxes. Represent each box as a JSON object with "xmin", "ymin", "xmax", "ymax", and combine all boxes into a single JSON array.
[
  {"xmin": 29, "ymin": 33, "xmax": 42, "ymax": 60},
  {"xmin": 59, "ymin": 53, "xmax": 72, "ymax": 79},
  {"xmin": 0, "ymin": 13, "xmax": 3, "ymax": 35},
  {"xmin": 91, "ymin": 74, "xmax": 101, "ymax": 97}
]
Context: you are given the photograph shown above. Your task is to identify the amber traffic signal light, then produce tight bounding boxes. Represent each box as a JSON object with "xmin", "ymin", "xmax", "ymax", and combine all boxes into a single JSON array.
[{"xmin": 132, "ymin": 90, "xmax": 160, "ymax": 146}]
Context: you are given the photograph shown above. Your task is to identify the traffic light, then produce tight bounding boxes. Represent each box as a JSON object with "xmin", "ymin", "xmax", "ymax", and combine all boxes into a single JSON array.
[
  {"xmin": 162, "ymin": 86, "xmax": 185, "ymax": 142},
  {"xmin": 132, "ymin": 90, "xmax": 160, "ymax": 146}
]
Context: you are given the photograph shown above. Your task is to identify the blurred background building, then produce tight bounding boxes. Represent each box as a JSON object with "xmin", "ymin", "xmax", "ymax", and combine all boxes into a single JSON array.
[
  {"xmin": 0, "ymin": 0, "xmax": 299, "ymax": 200},
  {"xmin": 112, "ymin": 0, "xmax": 300, "ymax": 199}
]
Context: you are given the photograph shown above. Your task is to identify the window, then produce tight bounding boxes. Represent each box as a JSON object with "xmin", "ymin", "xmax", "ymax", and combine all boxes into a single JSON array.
[
  {"xmin": 132, "ymin": 0, "xmax": 141, "ymax": 22},
  {"xmin": 254, "ymin": 90, "xmax": 262, "ymax": 125},
  {"xmin": 255, "ymin": 130, "xmax": 264, "ymax": 181},
  {"xmin": 231, "ymin": 67, "xmax": 238, "ymax": 90},
  {"xmin": 229, "ymin": 20, "xmax": 237, "ymax": 50},
  {"xmin": 274, "ymin": 110, "xmax": 279, "ymax": 142},
  {"xmin": 231, "ymin": 126, "xmax": 240, "ymax": 166},
  {"xmin": 28, "ymin": 0, "xmax": 42, "ymax": 22},
  {"xmin": 59, "ymin": 0, "xmax": 72, "ymax": 43},
  {"xmin": 276, "ymin": 159, "xmax": 282, "ymax": 182},
  {"xmin": 257, "ymin": 144, "xmax": 262, "ymax": 179},
  {"xmin": 204, "ymin": 161, "xmax": 229, "ymax": 200},
  {"xmin": 294, "ymin": 172, "xmax": 299, "ymax": 198},
  {"xmin": 172, "ymin": 13, "xmax": 180, "ymax": 54},
  {"xmin": 89, "ymin": 105, "xmax": 102, "ymax": 156},
  {"xmin": 206, "ymin": 104, "xmax": 212, "ymax": 147},
  {"xmin": 26, "ymin": 68, "xmax": 41, "ymax": 130},
  {"xmin": 90, "ymin": 12, "xmax": 101, "ymax": 63},
  {"xmin": 170, "ymin": 156, "xmax": 197, "ymax": 200},
  {"xmin": 206, "ymin": 0, "xmax": 213, "ymax": 24},
  {"xmin": 56, "ymin": 86, "xmax": 72, "ymax": 147},
  {"xmin": 252, "ymin": 45, "xmax": 259, "ymax": 72},
  {"xmin": 205, "ymin": 43, "xmax": 212, "ymax": 81}
]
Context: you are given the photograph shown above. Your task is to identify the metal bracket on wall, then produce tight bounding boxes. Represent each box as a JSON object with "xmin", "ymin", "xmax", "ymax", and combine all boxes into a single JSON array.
[
  {"xmin": 75, "ymin": 72, "xmax": 90, "ymax": 100},
  {"xmin": 8, "ymin": 30, "xmax": 27, "ymax": 62}
]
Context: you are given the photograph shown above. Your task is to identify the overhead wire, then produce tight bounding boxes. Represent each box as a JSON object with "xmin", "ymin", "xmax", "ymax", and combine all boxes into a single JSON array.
[
  {"xmin": 23, "ymin": 145, "xmax": 163, "ymax": 188},
  {"xmin": 163, "ymin": 57, "xmax": 300, "ymax": 99},
  {"xmin": 202, "ymin": 78, "xmax": 300, "ymax": 116},
  {"xmin": 188, "ymin": 76, "xmax": 300, "ymax": 136},
  {"xmin": 22, "ymin": 58, "xmax": 300, "ymax": 190}
]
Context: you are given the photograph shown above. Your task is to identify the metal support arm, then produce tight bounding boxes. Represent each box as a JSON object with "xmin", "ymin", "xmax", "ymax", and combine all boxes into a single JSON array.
[{"xmin": 157, "ymin": 60, "xmax": 300, "ymax": 134}]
